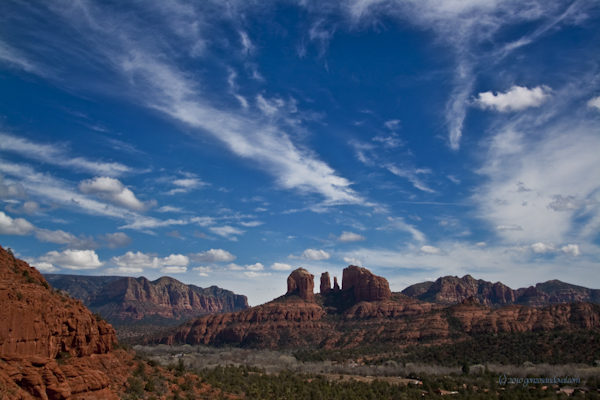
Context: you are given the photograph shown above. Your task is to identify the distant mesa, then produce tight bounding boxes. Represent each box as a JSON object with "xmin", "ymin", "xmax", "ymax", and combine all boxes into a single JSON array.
[
  {"xmin": 45, "ymin": 273, "xmax": 249, "ymax": 326},
  {"xmin": 402, "ymin": 274, "xmax": 600, "ymax": 307}
]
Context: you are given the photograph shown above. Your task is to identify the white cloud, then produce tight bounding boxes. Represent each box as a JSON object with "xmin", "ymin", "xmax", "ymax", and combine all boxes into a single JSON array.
[
  {"xmin": 474, "ymin": 86, "xmax": 551, "ymax": 113},
  {"xmin": 166, "ymin": 176, "xmax": 208, "ymax": 195},
  {"xmin": 239, "ymin": 31, "xmax": 254, "ymax": 55},
  {"xmin": 386, "ymin": 164, "xmax": 435, "ymax": 193},
  {"xmin": 4, "ymin": 201, "xmax": 41, "ymax": 215},
  {"xmin": 343, "ymin": 256, "xmax": 362, "ymax": 267},
  {"xmin": 226, "ymin": 263, "xmax": 245, "ymax": 271},
  {"xmin": 111, "ymin": 251, "xmax": 188, "ymax": 270},
  {"xmin": 209, "ymin": 225, "xmax": 244, "ymax": 240},
  {"xmin": 531, "ymin": 242, "xmax": 555, "ymax": 254},
  {"xmin": 160, "ymin": 266, "xmax": 187, "ymax": 273},
  {"xmin": 193, "ymin": 266, "xmax": 212, "ymax": 276},
  {"xmin": 0, "ymin": 211, "xmax": 36, "ymax": 235},
  {"xmin": 157, "ymin": 206, "xmax": 183, "ymax": 213},
  {"xmin": 337, "ymin": 231, "xmax": 366, "ymax": 243},
  {"xmin": 79, "ymin": 177, "xmax": 154, "ymax": 211},
  {"xmin": 587, "ymin": 96, "xmax": 600, "ymax": 111},
  {"xmin": 301, "ymin": 248, "xmax": 331, "ymax": 260},
  {"xmin": 372, "ymin": 134, "xmax": 402, "ymax": 148},
  {"xmin": 244, "ymin": 271, "xmax": 271, "ymax": 278},
  {"xmin": 420, "ymin": 245, "xmax": 442, "ymax": 255},
  {"xmin": 476, "ymin": 242, "xmax": 486, "ymax": 246},
  {"xmin": 0, "ymin": 132, "xmax": 133, "ymax": 177},
  {"xmin": 29, "ymin": 261, "xmax": 58, "ymax": 272},
  {"xmin": 246, "ymin": 263, "xmax": 264, "ymax": 271},
  {"xmin": 190, "ymin": 249, "xmax": 236, "ymax": 262},
  {"xmin": 378, "ymin": 216, "xmax": 426, "ymax": 242},
  {"xmin": 383, "ymin": 119, "xmax": 401, "ymax": 130},
  {"xmin": 271, "ymin": 262, "xmax": 293, "ymax": 271},
  {"xmin": 39, "ymin": 249, "xmax": 103, "ymax": 270},
  {"xmin": 475, "ymin": 118, "xmax": 600, "ymax": 244},
  {"xmin": 99, "ymin": 232, "xmax": 133, "ymax": 248},
  {"xmin": 34, "ymin": 229, "xmax": 98, "ymax": 249},
  {"xmin": 560, "ymin": 244, "xmax": 581, "ymax": 257},
  {"xmin": 239, "ymin": 221, "xmax": 263, "ymax": 227},
  {"xmin": 496, "ymin": 224, "xmax": 523, "ymax": 231},
  {"xmin": 0, "ymin": 174, "xmax": 27, "ymax": 199},
  {"xmin": 547, "ymin": 195, "xmax": 595, "ymax": 212}
]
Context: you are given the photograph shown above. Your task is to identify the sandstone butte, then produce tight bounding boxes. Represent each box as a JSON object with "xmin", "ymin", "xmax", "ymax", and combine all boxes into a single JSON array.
[
  {"xmin": 0, "ymin": 245, "xmax": 134, "ymax": 400},
  {"xmin": 148, "ymin": 265, "xmax": 600, "ymax": 349}
]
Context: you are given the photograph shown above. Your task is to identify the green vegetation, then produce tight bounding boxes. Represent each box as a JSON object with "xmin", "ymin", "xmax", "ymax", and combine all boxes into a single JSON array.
[
  {"xmin": 295, "ymin": 330, "xmax": 600, "ymax": 366},
  {"xmin": 195, "ymin": 364, "xmax": 599, "ymax": 400}
]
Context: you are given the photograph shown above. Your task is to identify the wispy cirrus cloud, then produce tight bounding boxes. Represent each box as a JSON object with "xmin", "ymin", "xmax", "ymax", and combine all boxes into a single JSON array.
[
  {"xmin": 0, "ymin": 132, "xmax": 134, "ymax": 177},
  {"xmin": 6, "ymin": 2, "xmax": 366, "ymax": 209}
]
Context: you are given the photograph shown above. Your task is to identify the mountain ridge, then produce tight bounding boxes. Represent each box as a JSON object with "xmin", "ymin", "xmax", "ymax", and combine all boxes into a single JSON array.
[
  {"xmin": 45, "ymin": 273, "xmax": 249, "ymax": 326},
  {"xmin": 401, "ymin": 274, "xmax": 600, "ymax": 306}
]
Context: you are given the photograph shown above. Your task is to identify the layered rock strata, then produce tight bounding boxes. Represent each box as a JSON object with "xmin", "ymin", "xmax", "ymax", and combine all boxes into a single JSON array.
[
  {"xmin": 286, "ymin": 268, "xmax": 315, "ymax": 301},
  {"xmin": 402, "ymin": 275, "xmax": 600, "ymax": 307},
  {"xmin": 0, "ymin": 245, "xmax": 130, "ymax": 399},
  {"xmin": 87, "ymin": 276, "xmax": 248, "ymax": 324},
  {"xmin": 341, "ymin": 265, "xmax": 392, "ymax": 302}
]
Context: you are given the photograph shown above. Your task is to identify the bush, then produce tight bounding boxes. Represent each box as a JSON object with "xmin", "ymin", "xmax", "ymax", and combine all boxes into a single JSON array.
[{"xmin": 126, "ymin": 377, "xmax": 144, "ymax": 397}]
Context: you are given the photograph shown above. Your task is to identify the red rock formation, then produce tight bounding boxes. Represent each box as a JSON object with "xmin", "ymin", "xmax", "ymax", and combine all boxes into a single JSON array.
[
  {"xmin": 320, "ymin": 272, "xmax": 331, "ymax": 294},
  {"xmin": 286, "ymin": 268, "xmax": 315, "ymax": 301},
  {"xmin": 402, "ymin": 275, "xmax": 600, "ymax": 307},
  {"xmin": 153, "ymin": 297, "xmax": 326, "ymax": 348},
  {"xmin": 333, "ymin": 277, "xmax": 340, "ymax": 292},
  {"xmin": 88, "ymin": 276, "xmax": 248, "ymax": 323},
  {"xmin": 147, "ymin": 262, "xmax": 600, "ymax": 350},
  {"xmin": 341, "ymin": 265, "xmax": 391, "ymax": 302},
  {"xmin": 0, "ymin": 245, "xmax": 131, "ymax": 399}
]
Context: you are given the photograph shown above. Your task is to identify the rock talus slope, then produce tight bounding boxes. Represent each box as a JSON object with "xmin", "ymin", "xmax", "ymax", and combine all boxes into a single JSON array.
[{"xmin": 0, "ymin": 245, "xmax": 131, "ymax": 399}]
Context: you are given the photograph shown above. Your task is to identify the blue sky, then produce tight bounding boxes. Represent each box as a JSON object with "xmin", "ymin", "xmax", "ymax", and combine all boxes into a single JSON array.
[{"xmin": 1, "ymin": 0, "xmax": 599, "ymax": 305}]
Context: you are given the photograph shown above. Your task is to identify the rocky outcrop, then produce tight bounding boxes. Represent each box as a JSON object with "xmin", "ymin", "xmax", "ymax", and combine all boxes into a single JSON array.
[
  {"xmin": 0, "ymin": 245, "xmax": 131, "ymax": 399},
  {"xmin": 341, "ymin": 265, "xmax": 391, "ymax": 302},
  {"xmin": 152, "ymin": 296, "xmax": 326, "ymax": 348},
  {"xmin": 286, "ymin": 268, "xmax": 315, "ymax": 301},
  {"xmin": 402, "ymin": 275, "xmax": 600, "ymax": 307},
  {"xmin": 320, "ymin": 272, "xmax": 331, "ymax": 294},
  {"xmin": 86, "ymin": 276, "xmax": 248, "ymax": 325},
  {"xmin": 333, "ymin": 277, "xmax": 340, "ymax": 292},
  {"xmin": 0, "ymin": 248, "xmax": 115, "ymax": 358},
  {"xmin": 147, "ymin": 265, "xmax": 600, "ymax": 349}
]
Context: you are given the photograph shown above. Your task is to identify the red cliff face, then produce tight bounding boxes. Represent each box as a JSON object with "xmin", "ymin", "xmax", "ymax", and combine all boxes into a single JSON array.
[
  {"xmin": 341, "ymin": 265, "xmax": 391, "ymax": 302},
  {"xmin": 0, "ymin": 245, "xmax": 131, "ymax": 399},
  {"xmin": 286, "ymin": 268, "xmax": 315, "ymax": 302},
  {"xmin": 320, "ymin": 272, "xmax": 331, "ymax": 294},
  {"xmin": 88, "ymin": 276, "xmax": 248, "ymax": 324}
]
